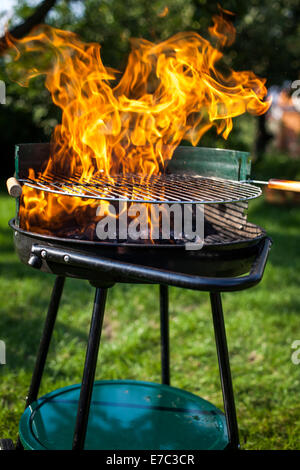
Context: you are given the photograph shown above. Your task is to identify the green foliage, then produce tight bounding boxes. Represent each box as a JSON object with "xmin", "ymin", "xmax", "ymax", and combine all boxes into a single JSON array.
[
  {"xmin": 0, "ymin": 0, "xmax": 299, "ymax": 173},
  {"xmin": 254, "ymin": 151, "xmax": 300, "ymax": 180}
]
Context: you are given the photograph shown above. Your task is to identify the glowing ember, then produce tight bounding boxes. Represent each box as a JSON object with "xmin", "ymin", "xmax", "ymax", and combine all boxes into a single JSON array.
[{"xmin": 6, "ymin": 9, "xmax": 270, "ymax": 236}]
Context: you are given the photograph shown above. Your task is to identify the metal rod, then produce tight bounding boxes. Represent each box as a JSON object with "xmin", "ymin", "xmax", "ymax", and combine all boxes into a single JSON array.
[
  {"xmin": 210, "ymin": 292, "xmax": 240, "ymax": 449},
  {"xmin": 72, "ymin": 287, "xmax": 108, "ymax": 451},
  {"xmin": 16, "ymin": 276, "xmax": 65, "ymax": 450},
  {"xmin": 159, "ymin": 285, "xmax": 170, "ymax": 385},
  {"xmin": 246, "ymin": 179, "xmax": 300, "ymax": 193},
  {"xmin": 25, "ymin": 276, "xmax": 65, "ymax": 404},
  {"xmin": 31, "ymin": 237, "xmax": 272, "ymax": 293},
  {"xmin": 240, "ymin": 179, "xmax": 268, "ymax": 185}
]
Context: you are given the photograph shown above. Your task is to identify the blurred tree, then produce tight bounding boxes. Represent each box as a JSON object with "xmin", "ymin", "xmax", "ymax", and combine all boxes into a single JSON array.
[
  {"xmin": 0, "ymin": 0, "xmax": 299, "ymax": 177},
  {"xmin": 0, "ymin": 0, "xmax": 197, "ymax": 177},
  {"xmin": 190, "ymin": 0, "xmax": 300, "ymax": 157},
  {"xmin": 0, "ymin": 0, "xmax": 57, "ymax": 51}
]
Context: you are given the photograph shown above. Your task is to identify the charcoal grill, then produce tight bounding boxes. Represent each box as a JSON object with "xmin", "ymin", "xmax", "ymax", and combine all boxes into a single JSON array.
[{"xmin": 2, "ymin": 144, "xmax": 273, "ymax": 451}]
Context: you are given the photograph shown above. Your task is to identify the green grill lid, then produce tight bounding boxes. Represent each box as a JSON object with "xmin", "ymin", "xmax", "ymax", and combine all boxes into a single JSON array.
[
  {"xmin": 19, "ymin": 380, "xmax": 228, "ymax": 450},
  {"xmin": 170, "ymin": 146, "xmax": 251, "ymax": 181},
  {"xmin": 15, "ymin": 144, "xmax": 251, "ymax": 181}
]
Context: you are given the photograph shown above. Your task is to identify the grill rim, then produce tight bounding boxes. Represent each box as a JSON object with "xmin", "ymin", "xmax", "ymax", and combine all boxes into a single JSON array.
[
  {"xmin": 10, "ymin": 218, "xmax": 272, "ymax": 286},
  {"xmin": 9, "ymin": 218, "xmax": 266, "ymax": 251},
  {"xmin": 19, "ymin": 173, "xmax": 262, "ymax": 205}
]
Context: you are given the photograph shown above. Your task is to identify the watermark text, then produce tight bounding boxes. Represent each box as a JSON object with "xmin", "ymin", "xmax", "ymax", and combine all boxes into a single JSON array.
[
  {"xmin": 95, "ymin": 202, "xmax": 205, "ymax": 250},
  {"xmin": 0, "ymin": 340, "xmax": 5, "ymax": 365},
  {"xmin": 291, "ymin": 340, "xmax": 300, "ymax": 365}
]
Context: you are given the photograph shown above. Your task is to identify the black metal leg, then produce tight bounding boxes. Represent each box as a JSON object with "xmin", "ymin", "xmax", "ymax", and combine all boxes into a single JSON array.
[
  {"xmin": 72, "ymin": 287, "xmax": 108, "ymax": 451},
  {"xmin": 16, "ymin": 275, "xmax": 65, "ymax": 450},
  {"xmin": 210, "ymin": 292, "xmax": 240, "ymax": 450},
  {"xmin": 160, "ymin": 285, "xmax": 170, "ymax": 386}
]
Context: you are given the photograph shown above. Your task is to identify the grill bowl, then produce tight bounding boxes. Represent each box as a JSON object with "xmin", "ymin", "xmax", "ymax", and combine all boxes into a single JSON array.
[{"xmin": 10, "ymin": 218, "xmax": 267, "ymax": 283}]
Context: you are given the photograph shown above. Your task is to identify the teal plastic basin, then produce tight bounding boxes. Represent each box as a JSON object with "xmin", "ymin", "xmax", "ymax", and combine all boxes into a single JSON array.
[{"xmin": 19, "ymin": 380, "xmax": 228, "ymax": 450}]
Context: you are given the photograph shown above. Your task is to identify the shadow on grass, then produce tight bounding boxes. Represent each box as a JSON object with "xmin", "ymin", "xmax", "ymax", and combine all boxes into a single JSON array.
[
  {"xmin": 0, "ymin": 225, "xmax": 15, "ymax": 252},
  {"xmin": 249, "ymin": 200, "xmax": 300, "ymax": 262},
  {"xmin": 250, "ymin": 199, "xmax": 300, "ymax": 228},
  {"xmin": 0, "ymin": 278, "xmax": 158, "ymax": 376},
  {"xmin": 0, "ymin": 276, "xmax": 96, "ymax": 373},
  {"xmin": 265, "ymin": 232, "xmax": 300, "ymax": 269}
]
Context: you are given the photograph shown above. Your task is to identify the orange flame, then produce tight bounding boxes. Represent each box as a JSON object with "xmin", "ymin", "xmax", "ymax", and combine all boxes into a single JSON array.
[{"xmin": 7, "ymin": 11, "xmax": 270, "ymax": 237}]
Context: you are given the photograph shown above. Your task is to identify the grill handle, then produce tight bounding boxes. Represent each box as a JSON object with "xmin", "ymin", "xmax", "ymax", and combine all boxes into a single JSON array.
[
  {"xmin": 30, "ymin": 237, "xmax": 272, "ymax": 293},
  {"xmin": 6, "ymin": 177, "xmax": 22, "ymax": 198},
  {"xmin": 267, "ymin": 179, "xmax": 300, "ymax": 193}
]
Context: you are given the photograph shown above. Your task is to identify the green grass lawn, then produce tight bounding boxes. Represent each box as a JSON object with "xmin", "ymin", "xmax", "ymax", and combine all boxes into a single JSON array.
[{"xmin": 0, "ymin": 165, "xmax": 300, "ymax": 450}]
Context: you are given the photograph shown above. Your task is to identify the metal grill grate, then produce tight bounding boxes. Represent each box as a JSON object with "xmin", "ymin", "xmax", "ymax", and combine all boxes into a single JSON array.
[{"xmin": 19, "ymin": 172, "xmax": 262, "ymax": 205}]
